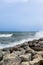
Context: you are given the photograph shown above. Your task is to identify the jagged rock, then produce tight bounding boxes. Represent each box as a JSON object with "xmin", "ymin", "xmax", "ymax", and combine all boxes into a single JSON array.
[
  {"xmin": 25, "ymin": 47, "xmax": 37, "ymax": 56},
  {"xmin": 13, "ymin": 51, "xmax": 22, "ymax": 56},
  {"xmin": 19, "ymin": 53, "xmax": 31, "ymax": 61},
  {"xmin": 30, "ymin": 54, "xmax": 43, "ymax": 65},
  {"xmin": 13, "ymin": 50, "xmax": 25, "ymax": 56},
  {"xmin": 3, "ymin": 53, "xmax": 21, "ymax": 65}
]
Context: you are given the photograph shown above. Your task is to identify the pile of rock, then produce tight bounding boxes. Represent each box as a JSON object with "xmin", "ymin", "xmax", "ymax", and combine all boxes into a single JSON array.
[{"xmin": 0, "ymin": 38, "xmax": 43, "ymax": 65}]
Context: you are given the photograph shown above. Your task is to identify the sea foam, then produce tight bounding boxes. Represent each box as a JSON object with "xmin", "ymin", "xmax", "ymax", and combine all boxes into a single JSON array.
[
  {"xmin": 0, "ymin": 34, "xmax": 12, "ymax": 37},
  {"xmin": 0, "ymin": 31, "xmax": 43, "ymax": 49}
]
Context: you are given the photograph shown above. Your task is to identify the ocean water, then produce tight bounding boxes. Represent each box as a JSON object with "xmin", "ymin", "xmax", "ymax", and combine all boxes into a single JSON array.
[{"xmin": 0, "ymin": 31, "xmax": 43, "ymax": 49}]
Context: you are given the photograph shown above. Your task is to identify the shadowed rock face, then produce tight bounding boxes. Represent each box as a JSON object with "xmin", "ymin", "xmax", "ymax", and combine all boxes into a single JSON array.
[
  {"xmin": 39, "ymin": 60, "xmax": 43, "ymax": 65},
  {"xmin": 0, "ymin": 38, "xmax": 43, "ymax": 65}
]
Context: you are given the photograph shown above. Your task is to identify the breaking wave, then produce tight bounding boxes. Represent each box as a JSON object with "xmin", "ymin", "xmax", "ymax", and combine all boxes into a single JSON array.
[
  {"xmin": 0, "ymin": 34, "xmax": 12, "ymax": 37},
  {"xmin": 0, "ymin": 31, "xmax": 43, "ymax": 49},
  {"xmin": 34, "ymin": 31, "xmax": 43, "ymax": 38}
]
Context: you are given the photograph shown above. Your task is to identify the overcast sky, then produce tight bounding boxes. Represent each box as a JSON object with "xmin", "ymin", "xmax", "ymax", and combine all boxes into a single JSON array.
[{"xmin": 0, "ymin": 0, "xmax": 43, "ymax": 31}]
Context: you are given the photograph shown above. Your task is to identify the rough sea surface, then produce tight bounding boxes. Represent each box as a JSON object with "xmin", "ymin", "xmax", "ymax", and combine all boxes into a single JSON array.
[{"xmin": 0, "ymin": 31, "xmax": 43, "ymax": 49}]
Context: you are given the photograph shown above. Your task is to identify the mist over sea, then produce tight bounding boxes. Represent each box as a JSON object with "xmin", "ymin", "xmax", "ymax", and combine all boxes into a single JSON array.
[{"xmin": 0, "ymin": 31, "xmax": 43, "ymax": 49}]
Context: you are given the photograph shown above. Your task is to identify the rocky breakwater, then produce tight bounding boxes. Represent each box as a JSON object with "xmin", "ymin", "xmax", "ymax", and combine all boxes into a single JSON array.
[{"xmin": 0, "ymin": 38, "xmax": 43, "ymax": 65}]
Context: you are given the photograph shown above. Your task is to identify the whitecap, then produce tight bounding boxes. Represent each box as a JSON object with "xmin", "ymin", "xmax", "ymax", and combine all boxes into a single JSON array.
[{"xmin": 0, "ymin": 34, "xmax": 12, "ymax": 37}]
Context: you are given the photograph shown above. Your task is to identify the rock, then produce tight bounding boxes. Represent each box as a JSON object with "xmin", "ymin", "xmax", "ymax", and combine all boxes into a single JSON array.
[
  {"xmin": 13, "ymin": 48, "xmax": 25, "ymax": 56},
  {"xmin": 0, "ymin": 61, "xmax": 3, "ymax": 65},
  {"xmin": 19, "ymin": 53, "xmax": 31, "ymax": 61},
  {"xmin": 20, "ymin": 42, "xmax": 28, "ymax": 48},
  {"xmin": 39, "ymin": 41, "xmax": 43, "ymax": 44},
  {"xmin": 0, "ymin": 51, "xmax": 3, "ymax": 61},
  {"xmin": 13, "ymin": 51, "xmax": 22, "ymax": 56},
  {"xmin": 29, "ymin": 43, "xmax": 33, "ymax": 47},
  {"xmin": 25, "ymin": 47, "xmax": 37, "ymax": 56},
  {"xmin": 4, "ymin": 53, "xmax": 21, "ymax": 65},
  {"xmin": 23, "ymin": 46, "xmax": 30, "ymax": 50},
  {"xmin": 21, "ymin": 62, "xmax": 30, "ymax": 65},
  {"xmin": 30, "ymin": 60, "xmax": 39, "ymax": 65},
  {"xmin": 23, "ymin": 42, "xmax": 29, "ymax": 46},
  {"xmin": 37, "ymin": 51, "xmax": 43, "ymax": 57},
  {"xmin": 38, "ymin": 38, "xmax": 43, "ymax": 41},
  {"xmin": 13, "ymin": 50, "xmax": 25, "ymax": 56},
  {"xmin": 39, "ymin": 60, "xmax": 43, "ymax": 65},
  {"xmin": 3, "ymin": 53, "xmax": 17, "ymax": 60},
  {"xmin": 30, "ymin": 54, "xmax": 43, "ymax": 65},
  {"xmin": 0, "ymin": 38, "xmax": 43, "ymax": 65},
  {"xmin": 2, "ymin": 51, "xmax": 10, "ymax": 57},
  {"xmin": 18, "ymin": 48, "xmax": 25, "ymax": 51}
]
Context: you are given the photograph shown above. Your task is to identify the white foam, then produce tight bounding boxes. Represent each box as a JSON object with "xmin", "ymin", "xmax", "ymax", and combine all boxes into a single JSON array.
[
  {"xmin": 34, "ymin": 31, "xmax": 43, "ymax": 38},
  {"xmin": 0, "ymin": 34, "xmax": 12, "ymax": 37},
  {"xmin": 0, "ymin": 38, "xmax": 34, "ymax": 49},
  {"xmin": 0, "ymin": 38, "xmax": 39, "ymax": 49},
  {"xmin": 0, "ymin": 31, "xmax": 43, "ymax": 49}
]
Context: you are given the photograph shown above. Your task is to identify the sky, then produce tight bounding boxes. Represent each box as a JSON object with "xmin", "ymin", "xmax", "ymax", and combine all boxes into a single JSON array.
[{"xmin": 0, "ymin": 0, "xmax": 43, "ymax": 31}]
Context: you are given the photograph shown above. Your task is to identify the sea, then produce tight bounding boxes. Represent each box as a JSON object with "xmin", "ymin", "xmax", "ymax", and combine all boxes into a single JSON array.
[{"xmin": 0, "ymin": 31, "xmax": 43, "ymax": 49}]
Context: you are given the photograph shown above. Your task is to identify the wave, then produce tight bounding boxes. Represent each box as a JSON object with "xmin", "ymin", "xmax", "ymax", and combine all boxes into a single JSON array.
[
  {"xmin": 34, "ymin": 31, "xmax": 43, "ymax": 38},
  {"xmin": 0, "ymin": 38, "xmax": 36, "ymax": 49},
  {"xmin": 0, "ymin": 34, "xmax": 12, "ymax": 37},
  {"xmin": 0, "ymin": 31, "xmax": 43, "ymax": 49}
]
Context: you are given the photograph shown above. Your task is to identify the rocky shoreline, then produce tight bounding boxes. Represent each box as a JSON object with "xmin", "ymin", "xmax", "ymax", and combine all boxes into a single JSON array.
[{"xmin": 0, "ymin": 38, "xmax": 43, "ymax": 65}]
